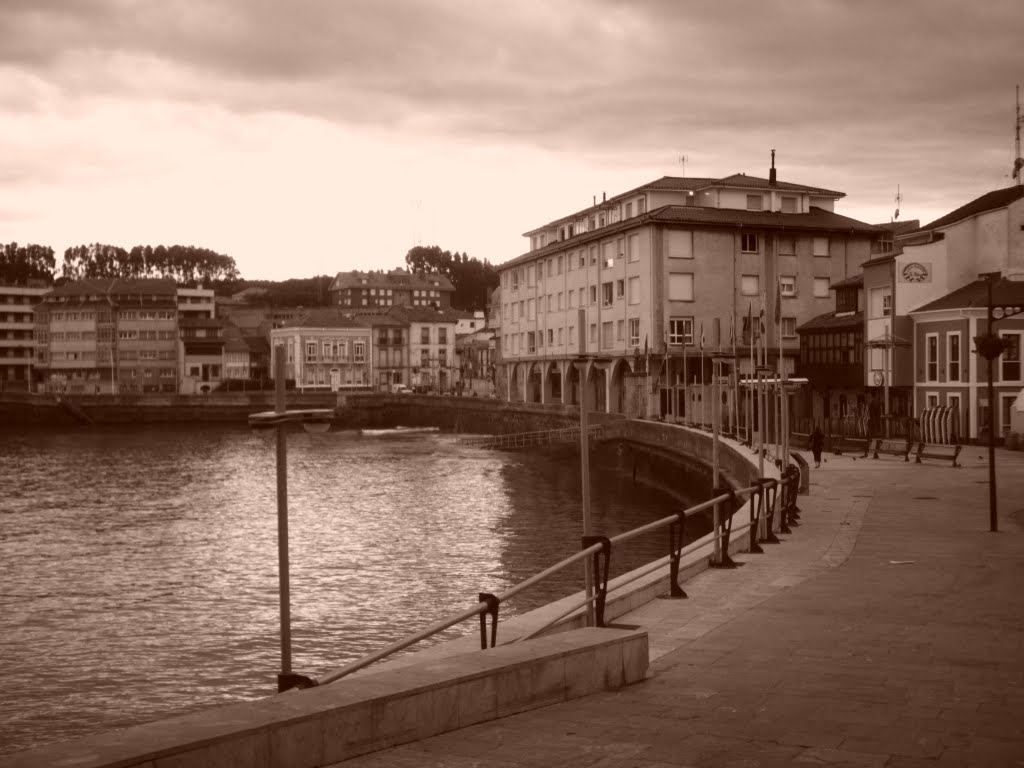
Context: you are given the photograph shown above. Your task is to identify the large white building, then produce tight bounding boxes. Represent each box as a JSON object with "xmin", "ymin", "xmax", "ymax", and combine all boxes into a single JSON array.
[{"xmin": 496, "ymin": 165, "xmax": 881, "ymax": 418}]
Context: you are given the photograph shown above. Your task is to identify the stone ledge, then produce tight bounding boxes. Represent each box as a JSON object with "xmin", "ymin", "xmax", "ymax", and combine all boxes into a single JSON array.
[{"xmin": 0, "ymin": 627, "xmax": 648, "ymax": 768}]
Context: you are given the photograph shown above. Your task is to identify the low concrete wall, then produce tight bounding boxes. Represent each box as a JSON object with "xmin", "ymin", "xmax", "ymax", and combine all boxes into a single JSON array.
[{"xmin": 0, "ymin": 628, "xmax": 647, "ymax": 768}]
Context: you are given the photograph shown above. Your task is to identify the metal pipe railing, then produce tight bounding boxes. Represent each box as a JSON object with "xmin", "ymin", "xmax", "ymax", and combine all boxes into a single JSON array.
[{"xmin": 307, "ymin": 480, "xmax": 762, "ymax": 688}]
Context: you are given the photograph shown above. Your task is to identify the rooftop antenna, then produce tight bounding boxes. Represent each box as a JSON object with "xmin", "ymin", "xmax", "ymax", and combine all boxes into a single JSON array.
[
  {"xmin": 678, "ymin": 154, "xmax": 688, "ymax": 177},
  {"xmin": 894, "ymin": 185, "xmax": 902, "ymax": 222},
  {"xmin": 1014, "ymin": 85, "xmax": 1023, "ymax": 186}
]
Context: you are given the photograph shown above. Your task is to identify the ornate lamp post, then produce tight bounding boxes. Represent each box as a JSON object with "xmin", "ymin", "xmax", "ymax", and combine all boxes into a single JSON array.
[
  {"xmin": 249, "ymin": 346, "xmax": 333, "ymax": 691},
  {"xmin": 973, "ymin": 272, "xmax": 1023, "ymax": 533}
]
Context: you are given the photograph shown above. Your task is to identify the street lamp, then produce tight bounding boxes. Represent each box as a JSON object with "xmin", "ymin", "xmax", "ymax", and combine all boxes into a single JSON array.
[
  {"xmin": 249, "ymin": 346, "xmax": 333, "ymax": 691},
  {"xmin": 973, "ymin": 271, "xmax": 1023, "ymax": 533}
]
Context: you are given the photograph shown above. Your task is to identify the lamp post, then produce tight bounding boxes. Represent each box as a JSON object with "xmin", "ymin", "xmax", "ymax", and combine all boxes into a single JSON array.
[
  {"xmin": 574, "ymin": 309, "xmax": 595, "ymax": 626},
  {"xmin": 973, "ymin": 271, "xmax": 1023, "ymax": 533},
  {"xmin": 249, "ymin": 346, "xmax": 333, "ymax": 691}
]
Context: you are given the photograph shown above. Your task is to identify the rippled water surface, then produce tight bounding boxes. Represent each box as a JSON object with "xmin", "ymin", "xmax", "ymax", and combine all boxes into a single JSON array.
[{"xmin": 0, "ymin": 424, "xmax": 699, "ymax": 755}]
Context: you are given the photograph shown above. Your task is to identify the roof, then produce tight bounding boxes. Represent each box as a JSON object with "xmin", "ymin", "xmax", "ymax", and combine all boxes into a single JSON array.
[
  {"xmin": 47, "ymin": 278, "xmax": 178, "ymax": 298},
  {"xmin": 910, "ymin": 278, "xmax": 1024, "ymax": 314},
  {"xmin": 387, "ymin": 305, "xmax": 463, "ymax": 324},
  {"xmin": 715, "ymin": 173, "xmax": 843, "ymax": 197},
  {"xmin": 831, "ymin": 274, "xmax": 864, "ymax": 289},
  {"xmin": 796, "ymin": 310, "xmax": 863, "ymax": 333},
  {"xmin": 329, "ymin": 269, "xmax": 455, "ymax": 293},
  {"xmin": 223, "ymin": 337, "xmax": 250, "ymax": 353},
  {"xmin": 244, "ymin": 336, "xmax": 270, "ymax": 355},
  {"xmin": 915, "ymin": 186, "xmax": 1024, "ymax": 233},
  {"xmin": 648, "ymin": 205, "xmax": 880, "ymax": 233},
  {"xmin": 280, "ymin": 308, "xmax": 367, "ymax": 329},
  {"xmin": 351, "ymin": 313, "xmax": 409, "ymax": 328},
  {"xmin": 870, "ymin": 219, "xmax": 920, "ymax": 234}
]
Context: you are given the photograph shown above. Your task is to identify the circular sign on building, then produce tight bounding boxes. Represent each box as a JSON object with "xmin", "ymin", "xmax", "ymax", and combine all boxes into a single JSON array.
[{"xmin": 901, "ymin": 262, "xmax": 930, "ymax": 282}]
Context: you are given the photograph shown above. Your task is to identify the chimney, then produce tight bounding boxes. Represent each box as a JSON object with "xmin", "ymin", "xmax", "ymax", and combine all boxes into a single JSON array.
[
  {"xmin": 602, "ymin": 192, "xmax": 607, "ymax": 203},
  {"xmin": 769, "ymin": 149, "xmax": 777, "ymax": 187}
]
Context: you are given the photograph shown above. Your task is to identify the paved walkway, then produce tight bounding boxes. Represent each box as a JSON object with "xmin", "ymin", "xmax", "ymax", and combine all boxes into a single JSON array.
[{"xmin": 335, "ymin": 447, "xmax": 1024, "ymax": 767}]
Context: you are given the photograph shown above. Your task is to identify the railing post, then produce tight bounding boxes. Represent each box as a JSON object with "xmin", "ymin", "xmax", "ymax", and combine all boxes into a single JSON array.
[
  {"xmin": 478, "ymin": 593, "xmax": 500, "ymax": 649},
  {"xmin": 759, "ymin": 478, "xmax": 781, "ymax": 545},
  {"xmin": 668, "ymin": 512, "xmax": 688, "ymax": 598},
  {"xmin": 581, "ymin": 536, "xmax": 611, "ymax": 626},
  {"xmin": 710, "ymin": 486, "xmax": 738, "ymax": 568},
  {"xmin": 749, "ymin": 481, "xmax": 766, "ymax": 554}
]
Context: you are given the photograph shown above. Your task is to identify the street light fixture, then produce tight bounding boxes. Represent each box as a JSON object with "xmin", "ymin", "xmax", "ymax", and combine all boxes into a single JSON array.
[
  {"xmin": 249, "ymin": 346, "xmax": 333, "ymax": 691},
  {"xmin": 973, "ymin": 271, "xmax": 1024, "ymax": 533}
]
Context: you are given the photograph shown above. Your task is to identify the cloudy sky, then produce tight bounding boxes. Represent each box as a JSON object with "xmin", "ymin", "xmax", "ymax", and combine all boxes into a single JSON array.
[{"xmin": 1, "ymin": 0, "xmax": 1021, "ymax": 280}]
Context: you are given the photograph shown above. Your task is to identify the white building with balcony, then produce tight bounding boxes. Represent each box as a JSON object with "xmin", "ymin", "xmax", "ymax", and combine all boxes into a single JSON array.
[{"xmin": 0, "ymin": 282, "xmax": 48, "ymax": 391}]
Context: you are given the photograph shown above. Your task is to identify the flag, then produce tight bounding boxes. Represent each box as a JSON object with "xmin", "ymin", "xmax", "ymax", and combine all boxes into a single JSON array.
[
  {"xmin": 758, "ymin": 307, "xmax": 766, "ymax": 338},
  {"xmin": 729, "ymin": 314, "xmax": 735, "ymax": 350},
  {"xmin": 747, "ymin": 302, "xmax": 753, "ymax": 345},
  {"xmin": 774, "ymin": 276, "xmax": 782, "ymax": 326},
  {"xmin": 699, "ymin": 322, "xmax": 705, "ymax": 350}
]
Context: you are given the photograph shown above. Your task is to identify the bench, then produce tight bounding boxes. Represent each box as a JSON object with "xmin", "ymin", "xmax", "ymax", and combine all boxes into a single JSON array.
[
  {"xmin": 915, "ymin": 442, "xmax": 962, "ymax": 467},
  {"xmin": 872, "ymin": 438, "xmax": 911, "ymax": 461},
  {"xmin": 830, "ymin": 435, "xmax": 870, "ymax": 458}
]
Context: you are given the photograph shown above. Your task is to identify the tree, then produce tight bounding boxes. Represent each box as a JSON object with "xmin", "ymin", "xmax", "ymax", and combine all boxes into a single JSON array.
[
  {"xmin": 59, "ymin": 243, "xmax": 240, "ymax": 286},
  {"xmin": 405, "ymin": 245, "xmax": 497, "ymax": 312},
  {"xmin": 0, "ymin": 242, "xmax": 56, "ymax": 284}
]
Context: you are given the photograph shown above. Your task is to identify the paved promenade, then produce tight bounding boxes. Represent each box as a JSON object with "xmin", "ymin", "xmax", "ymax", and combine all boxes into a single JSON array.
[{"xmin": 336, "ymin": 446, "xmax": 1024, "ymax": 767}]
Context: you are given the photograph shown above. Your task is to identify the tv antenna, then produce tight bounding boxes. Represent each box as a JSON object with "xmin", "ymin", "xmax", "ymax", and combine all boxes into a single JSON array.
[
  {"xmin": 893, "ymin": 185, "xmax": 902, "ymax": 222},
  {"xmin": 678, "ymin": 154, "xmax": 688, "ymax": 177},
  {"xmin": 1013, "ymin": 85, "xmax": 1023, "ymax": 185}
]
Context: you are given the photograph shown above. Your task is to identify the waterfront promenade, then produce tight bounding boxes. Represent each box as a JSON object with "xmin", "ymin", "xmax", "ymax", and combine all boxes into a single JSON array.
[{"xmin": 339, "ymin": 447, "xmax": 1024, "ymax": 767}]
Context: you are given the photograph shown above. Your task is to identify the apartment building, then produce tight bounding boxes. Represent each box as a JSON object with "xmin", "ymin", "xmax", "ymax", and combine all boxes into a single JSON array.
[
  {"xmin": 177, "ymin": 287, "xmax": 216, "ymax": 320},
  {"xmin": 0, "ymin": 282, "xmax": 48, "ymax": 391},
  {"xmin": 389, "ymin": 306, "xmax": 460, "ymax": 393},
  {"xmin": 34, "ymin": 278, "xmax": 179, "ymax": 394},
  {"xmin": 355, "ymin": 313, "xmax": 409, "ymax": 390},
  {"xmin": 329, "ymin": 269, "xmax": 455, "ymax": 310},
  {"xmin": 497, "ymin": 163, "xmax": 880, "ymax": 416},
  {"xmin": 269, "ymin": 309, "xmax": 372, "ymax": 392}
]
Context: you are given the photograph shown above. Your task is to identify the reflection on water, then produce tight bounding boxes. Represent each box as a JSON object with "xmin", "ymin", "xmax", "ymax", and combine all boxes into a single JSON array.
[{"xmin": 0, "ymin": 424, "xmax": 699, "ymax": 755}]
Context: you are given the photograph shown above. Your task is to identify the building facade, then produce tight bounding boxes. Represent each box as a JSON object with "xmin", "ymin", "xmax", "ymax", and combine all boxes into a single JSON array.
[
  {"xmin": 389, "ymin": 306, "xmax": 459, "ymax": 394},
  {"xmin": 269, "ymin": 309, "xmax": 372, "ymax": 391},
  {"xmin": 496, "ymin": 168, "xmax": 880, "ymax": 417},
  {"xmin": 329, "ymin": 269, "xmax": 455, "ymax": 310},
  {"xmin": 0, "ymin": 282, "xmax": 48, "ymax": 391},
  {"xmin": 179, "ymin": 317, "xmax": 225, "ymax": 394}
]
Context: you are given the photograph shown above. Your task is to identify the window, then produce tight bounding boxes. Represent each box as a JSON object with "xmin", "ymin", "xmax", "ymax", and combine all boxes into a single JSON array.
[
  {"xmin": 602, "ymin": 321, "xmax": 613, "ymax": 349},
  {"xmin": 557, "ymin": 255, "xmax": 563, "ymax": 274},
  {"xmin": 306, "ymin": 342, "xmax": 317, "ymax": 362},
  {"xmin": 813, "ymin": 237, "xmax": 829, "ymax": 257},
  {"xmin": 781, "ymin": 196, "xmax": 797, "ymax": 213},
  {"xmin": 628, "ymin": 233, "xmax": 640, "ymax": 262},
  {"xmin": 511, "ymin": 271, "xmax": 519, "ymax": 290},
  {"xmin": 741, "ymin": 233, "xmax": 758, "ymax": 253},
  {"xmin": 579, "ymin": 287, "xmax": 585, "ymax": 306},
  {"xmin": 616, "ymin": 320, "xmax": 624, "ymax": 341},
  {"xmin": 353, "ymin": 342, "xmax": 365, "ymax": 362},
  {"xmin": 948, "ymin": 333, "xmax": 961, "ymax": 382},
  {"xmin": 421, "ymin": 327, "xmax": 430, "ymax": 344},
  {"xmin": 547, "ymin": 259, "xmax": 554, "ymax": 277},
  {"xmin": 589, "ymin": 286, "xmax": 597, "ymax": 305},
  {"xmin": 615, "ymin": 279, "xmax": 625, "ymax": 300},
  {"xmin": 741, "ymin": 275, "xmax": 759, "ymax": 296},
  {"xmin": 813, "ymin": 278, "xmax": 830, "ymax": 298},
  {"xmin": 1001, "ymin": 333, "xmax": 1021, "ymax": 381},
  {"xmin": 746, "ymin": 194, "xmax": 763, "ymax": 211},
  {"xmin": 926, "ymin": 334, "xmax": 938, "ymax": 382},
  {"xmin": 527, "ymin": 298, "xmax": 535, "ymax": 320},
  {"xmin": 628, "ymin": 318, "xmax": 640, "ymax": 347},
  {"xmin": 782, "ymin": 317, "xmax": 796, "ymax": 338},
  {"xmin": 625, "ymin": 202, "xmax": 633, "ymax": 218},
  {"xmin": 589, "ymin": 323, "xmax": 597, "ymax": 343},
  {"xmin": 668, "ymin": 273, "xmax": 694, "ymax": 301},
  {"xmin": 567, "ymin": 291, "xmax": 575, "ymax": 308},
  {"xmin": 527, "ymin": 265, "xmax": 536, "ymax": 287},
  {"xmin": 547, "ymin": 329, "xmax": 553, "ymax": 345},
  {"xmin": 637, "ymin": 197, "xmax": 646, "ymax": 214},
  {"xmin": 628, "ymin": 276, "xmax": 640, "ymax": 305},
  {"xmin": 579, "ymin": 253, "xmax": 586, "ymax": 268},
  {"xmin": 527, "ymin": 332, "xmax": 536, "ymax": 354},
  {"xmin": 557, "ymin": 292, "xmax": 563, "ymax": 310},
  {"xmin": 882, "ymin": 294, "xmax": 892, "ymax": 316},
  {"xmin": 421, "ymin": 349, "xmax": 430, "ymax": 366},
  {"xmin": 546, "ymin": 294, "xmax": 553, "ymax": 312},
  {"xmin": 668, "ymin": 230, "xmax": 693, "ymax": 259},
  {"xmin": 668, "ymin": 317, "xmax": 693, "ymax": 346},
  {"xmin": 778, "ymin": 235, "xmax": 796, "ymax": 256},
  {"xmin": 602, "ymin": 282, "xmax": 613, "ymax": 307},
  {"xmin": 438, "ymin": 328, "xmax": 447, "ymax": 344},
  {"xmin": 567, "ymin": 252, "xmax": 574, "ymax": 271},
  {"xmin": 780, "ymin": 276, "xmax": 796, "ymax": 296}
]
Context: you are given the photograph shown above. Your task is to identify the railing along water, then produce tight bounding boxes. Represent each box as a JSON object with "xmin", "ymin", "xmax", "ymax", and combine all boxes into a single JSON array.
[{"xmin": 312, "ymin": 480, "xmax": 764, "ymax": 688}]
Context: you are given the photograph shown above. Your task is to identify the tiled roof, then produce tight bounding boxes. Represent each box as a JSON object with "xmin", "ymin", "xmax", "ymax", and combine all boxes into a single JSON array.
[
  {"xmin": 47, "ymin": 278, "xmax": 178, "ymax": 297},
  {"xmin": 648, "ymin": 205, "xmax": 881, "ymax": 233},
  {"xmin": 796, "ymin": 310, "xmax": 863, "ymax": 333},
  {"xmin": 914, "ymin": 186, "xmax": 1024, "ymax": 233},
  {"xmin": 715, "ymin": 173, "xmax": 844, "ymax": 197},
  {"xmin": 281, "ymin": 308, "xmax": 367, "ymax": 329},
  {"xmin": 871, "ymin": 219, "xmax": 920, "ymax": 234},
  {"xmin": 388, "ymin": 305, "xmax": 463, "ymax": 324},
  {"xmin": 910, "ymin": 278, "xmax": 1024, "ymax": 314},
  {"xmin": 223, "ymin": 337, "xmax": 250, "ymax": 353},
  {"xmin": 350, "ymin": 313, "xmax": 408, "ymax": 328},
  {"xmin": 832, "ymin": 274, "xmax": 864, "ymax": 289},
  {"xmin": 329, "ymin": 269, "xmax": 455, "ymax": 293}
]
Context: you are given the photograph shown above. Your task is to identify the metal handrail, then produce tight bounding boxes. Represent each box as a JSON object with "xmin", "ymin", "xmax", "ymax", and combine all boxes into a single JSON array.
[{"xmin": 311, "ymin": 481, "xmax": 760, "ymax": 688}]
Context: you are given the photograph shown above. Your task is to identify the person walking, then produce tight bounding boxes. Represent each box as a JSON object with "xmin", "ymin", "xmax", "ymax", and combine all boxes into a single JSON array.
[{"xmin": 810, "ymin": 426, "xmax": 825, "ymax": 468}]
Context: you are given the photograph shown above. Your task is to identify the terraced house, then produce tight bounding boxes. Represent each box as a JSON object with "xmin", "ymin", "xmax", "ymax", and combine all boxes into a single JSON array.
[{"xmin": 496, "ymin": 161, "xmax": 881, "ymax": 418}]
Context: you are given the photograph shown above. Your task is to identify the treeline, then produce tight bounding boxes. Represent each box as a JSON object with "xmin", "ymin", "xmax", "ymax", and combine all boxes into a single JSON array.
[
  {"xmin": 0, "ymin": 243, "xmax": 57, "ymax": 284},
  {"xmin": 405, "ymin": 245, "xmax": 498, "ymax": 311},
  {"xmin": 234, "ymin": 276, "xmax": 335, "ymax": 306},
  {"xmin": 61, "ymin": 244, "xmax": 239, "ymax": 286}
]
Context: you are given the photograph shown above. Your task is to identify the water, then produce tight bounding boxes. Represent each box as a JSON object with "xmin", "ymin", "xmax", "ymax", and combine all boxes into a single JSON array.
[{"xmin": 0, "ymin": 424, "xmax": 699, "ymax": 755}]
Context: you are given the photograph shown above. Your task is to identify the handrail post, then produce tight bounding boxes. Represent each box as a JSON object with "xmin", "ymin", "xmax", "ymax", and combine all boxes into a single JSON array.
[
  {"xmin": 759, "ymin": 478, "xmax": 781, "ymax": 545},
  {"xmin": 581, "ymin": 536, "xmax": 611, "ymax": 627},
  {"xmin": 478, "ymin": 593, "xmax": 500, "ymax": 649},
  {"xmin": 710, "ymin": 487, "xmax": 738, "ymax": 568},
  {"xmin": 749, "ymin": 480, "xmax": 767, "ymax": 554},
  {"xmin": 668, "ymin": 512, "xmax": 688, "ymax": 598}
]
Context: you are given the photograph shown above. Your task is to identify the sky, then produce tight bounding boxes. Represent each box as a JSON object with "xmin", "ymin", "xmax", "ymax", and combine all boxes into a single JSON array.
[{"xmin": 1, "ymin": 0, "xmax": 1022, "ymax": 281}]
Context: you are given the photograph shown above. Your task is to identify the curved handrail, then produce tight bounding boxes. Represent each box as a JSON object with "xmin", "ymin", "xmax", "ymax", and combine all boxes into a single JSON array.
[{"xmin": 312, "ymin": 482, "xmax": 760, "ymax": 687}]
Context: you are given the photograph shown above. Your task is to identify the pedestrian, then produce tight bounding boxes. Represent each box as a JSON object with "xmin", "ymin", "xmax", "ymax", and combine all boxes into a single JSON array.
[{"xmin": 810, "ymin": 426, "xmax": 825, "ymax": 468}]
